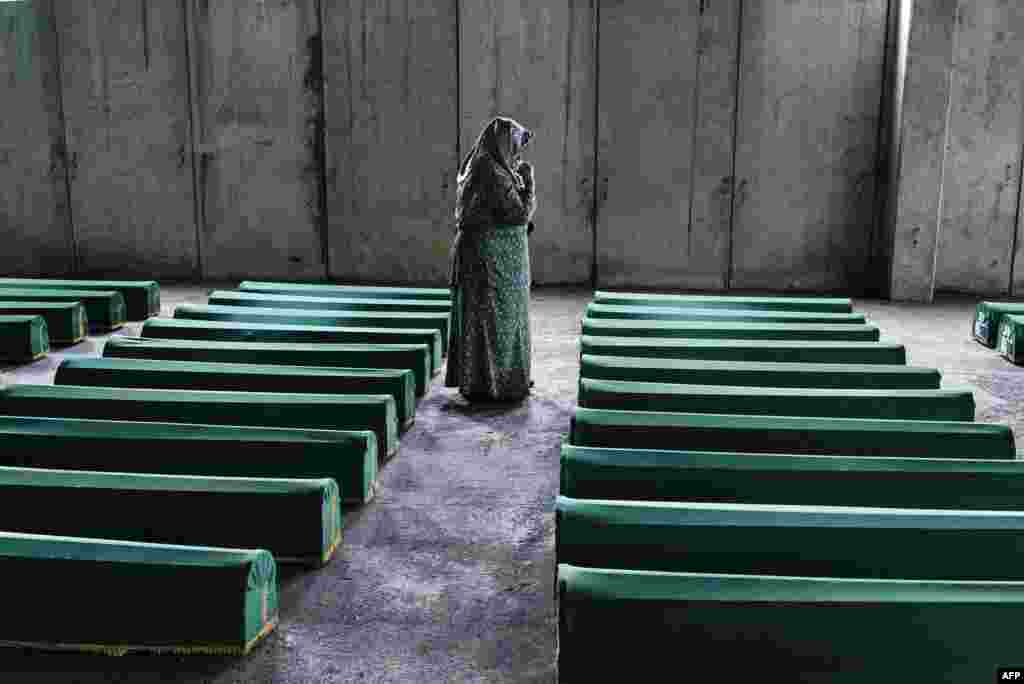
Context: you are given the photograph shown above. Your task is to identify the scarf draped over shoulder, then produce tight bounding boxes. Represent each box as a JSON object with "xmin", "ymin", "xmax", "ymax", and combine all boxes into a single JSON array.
[{"xmin": 454, "ymin": 116, "xmax": 536, "ymax": 232}]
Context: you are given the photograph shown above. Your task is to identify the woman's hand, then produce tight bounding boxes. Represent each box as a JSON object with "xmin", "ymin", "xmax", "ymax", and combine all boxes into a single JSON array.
[{"xmin": 517, "ymin": 160, "xmax": 534, "ymax": 187}]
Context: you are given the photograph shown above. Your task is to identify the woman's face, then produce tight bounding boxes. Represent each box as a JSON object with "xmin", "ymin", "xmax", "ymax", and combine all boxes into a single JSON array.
[{"xmin": 510, "ymin": 125, "xmax": 531, "ymax": 158}]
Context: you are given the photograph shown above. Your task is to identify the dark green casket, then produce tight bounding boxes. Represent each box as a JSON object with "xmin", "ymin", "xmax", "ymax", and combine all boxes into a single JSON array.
[
  {"xmin": 579, "ymin": 336, "xmax": 907, "ymax": 364},
  {"xmin": 0, "ymin": 416, "xmax": 377, "ymax": 505},
  {"xmin": 560, "ymin": 444, "xmax": 1024, "ymax": 509},
  {"xmin": 209, "ymin": 289, "xmax": 451, "ymax": 313},
  {"xmin": 591, "ymin": 291, "xmax": 853, "ymax": 312},
  {"xmin": 0, "ymin": 288, "xmax": 125, "ymax": 331},
  {"xmin": 0, "ymin": 531, "xmax": 276, "ymax": 655},
  {"xmin": 0, "ymin": 302, "xmax": 87, "ymax": 345},
  {"xmin": 141, "ymin": 318, "xmax": 442, "ymax": 374},
  {"xmin": 568, "ymin": 408, "xmax": 1015, "ymax": 459},
  {"xmin": 0, "ymin": 466, "xmax": 341, "ymax": 566},
  {"xmin": 0, "ymin": 316, "xmax": 48, "ymax": 362},
  {"xmin": 0, "ymin": 278, "xmax": 159, "ymax": 320},
  {"xmin": 972, "ymin": 301, "xmax": 1024, "ymax": 347},
  {"xmin": 579, "ymin": 355, "xmax": 940, "ymax": 389},
  {"xmin": 581, "ymin": 318, "xmax": 880, "ymax": 342},
  {"xmin": 576, "ymin": 378, "xmax": 975, "ymax": 421},
  {"xmin": 103, "ymin": 336, "xmax": 433, "ymax": 396},
  {"xmin": 585, "ymin": 303, "xmax": 866, "ymax": 324},
  {"xmin": 174, "ymin": 303, "xmax": 450, "ymax": 354},
  {"xmin": 558, "ymin": 565, "xmax": 1024, "ymax": 682},
  {"xmin": 56, "ymin": 357, "xmax": 417, "ymax": 429},
  {"xmin": 238, "ymin": 281, "xmax": 452, "ymax": 301},
  {"xmin": 997, "ymin": 314, "xmax": 1024, "ymax": 364}
]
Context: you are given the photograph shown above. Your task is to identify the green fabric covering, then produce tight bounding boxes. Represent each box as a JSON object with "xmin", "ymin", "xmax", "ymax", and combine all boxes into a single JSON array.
[
  {"xmin": 973, "ymin": 301, "xmax": 1024, "ymax": 347},
  {"xmin": 592, "ymin": 291, "xmax": 854, "ymax": 312},
  {"xmin": 997, "ymin": 314, "xmax": 1024, "ymax": 364},
  {"xmin": 580, "ymin": 336, "xmax": 907, "ymax": 364},
  {"xmin": 0, "ymin": 466, "xmax": 340, "ymax": 567},
  {"xmin": 581, "ymin": 318, "xmax": 880, "ymax": 341},
  {"xmin": 0, "ymin": 288, "xmax": 125, "ymax": 331},
  {"xmin": 0, "ymin": 415, "xmax": 377, "ymax": 505},
  {"xmin": 0, "ymin": 531, "xmax": 276, "ymax": 655},
  {"xmin": 577, "ymin": 378, "xmax": 975, "ymax": 421},
  {"xmin": 557, "ymin": 496, "xmax": 1024, "ymax": 579},
  {"xmin": 560, "ymin": 445, "xmax": 1024, "ymax": 509},
  {"xmin": 579, "ymin": 355, "xmax": 941, "ymax": 389},
  {"xmin": 0, "ymin": 315, "xmax": 48, "ymax": 362},
  {"xmin": 558, "ymin": 565, "xmax": 1024, "ymax": 682},
  {"xmin": 209, "ymin": 290, "xmax": 451, "ymax": 313},
  {"xmin": 141, "ymin": 318, "xmax": 442, "ymax": 373},
  {"xmin": 55, "ymin": 357, "xmax": 416, "ymax": 429},
  {"xmin": 569, "ymin": 408, "xmax": 1015, "ymax": 458},
  {"xmin": 585, "ymin": 303, "xmax": 866, "ymax": 324},
  {"xmin": 238, "ymin": 281, "xmax": 452, "ymax": 301},
  {"xmin": 174, "ymin": 304, "xmax": 451, "ymax": 355},
  {"xmin": 103, "ymin": 336, "xmax": 432, "ymax": 397},
  {"xmin": 0, "ymin": 302, "xmax": 86, "ymax": 345},
  {"xmin": 0, "ymin": 382, "xmax": 396, "ymax": 465},
  {"xmin": 0, "ymin": 279, "xmax": 159, "ymax": 320}
]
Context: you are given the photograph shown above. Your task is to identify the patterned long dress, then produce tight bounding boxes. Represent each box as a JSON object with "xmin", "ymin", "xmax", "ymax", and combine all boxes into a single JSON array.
[{"xmin": 445, "ymin": 118, "xmax": 536, "ymax": 401}]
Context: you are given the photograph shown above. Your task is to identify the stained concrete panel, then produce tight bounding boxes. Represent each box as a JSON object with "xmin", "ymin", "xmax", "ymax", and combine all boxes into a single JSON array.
[
  {"xmin": 936, "ymin": 0, "xmax": 1024, "ymax": 295},
  {"xmin": 190, "ymin": 0, "xmax": 326, "ymax": 281},
  {"xmin": 594, "ymin": 0, "xmax": 708, "ymax": 289},
  {"xmin": 730, "ymin": 0, "xmax": 888, "ymax": 292},
  {"xmin": 460, "ymin": 0, "xmax": 597, "ymax": 286},
  {"xmin": 889, "ymin": 0, "xmax": 959, "ymax": 302},
  {"xmin": 0, "ymin": 0, "xmax": 74, "ymax": 275},
  {"xmin": 56, "ymin": 0, "xmax": 197, "ymax": 279},
  {"xmin": 324, "ymin": 1, "xmax": 458, "ymax": 286}
]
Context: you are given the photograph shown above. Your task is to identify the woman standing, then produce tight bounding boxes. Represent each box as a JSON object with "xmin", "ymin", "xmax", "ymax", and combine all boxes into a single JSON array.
[{"xmin": 445, "ymin": 116, "xmax": 536, "ymax": 402}]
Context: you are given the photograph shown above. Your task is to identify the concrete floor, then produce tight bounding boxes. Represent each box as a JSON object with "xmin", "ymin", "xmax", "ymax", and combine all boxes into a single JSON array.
[{"xmin": 0, "ymin": 286, "xmax": 1021, "ymax": 683}]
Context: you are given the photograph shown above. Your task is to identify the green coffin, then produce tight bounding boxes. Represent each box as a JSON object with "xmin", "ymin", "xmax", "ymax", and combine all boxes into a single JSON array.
[
  {"xmin": 238, "ymin": 281, "xmax": 452, "ymax": 301},
  {"xmin": 103, "ymin": 336, "xmax": 432, "ymax": 397},
  {"xmin": 579, "ymin": 355, "xmax": 941, "ymax": 389},
  {"xmin": 0, "ymin": 316, "xmax": 48, "ymax": 362},
  {"xmin": 580, "ymin": 336, "xmax": 907, "ymax": 364},
  {"xmin": 592, "ymin": 291, "xmax": 854, "ymax": 312},
  {"xmin": 0, "ymin": 279, "xmax": 159, "ymax": 320},
  {"xmin": 576, "ymin": 378, "xmax": 975, "ymax": 421},
  {"xmin": 585, "ymin": 303, "xmax": 866, "ymax": 324},
  {"xmin": 0, "ymin": 302, "xmax": 87, "ymax": 345},
  {"xmin": 0, "ymin": 288, "xmax": 125, "ymax": 331},
  {"xmin": 997, "ymin": 314, "xmax": 1024, "ymax": 364},
  {"xmin": 174, "ymin": 303, "xmax": 451, "ymax": 355},
  {"xmin": 0, "ymin": 531, "xmax": 276, "ymax": 655},
  {"xmin": 209, "ymin": 290, "xmax": 451, "ymax": 314},
  {"xmin": 973, "ymin": 301, "xmax": 1024, "ymax": 347},
  {"xmin": 0, "ymin": 383, "xmax": 396, "ymax": 466},
  {"xmin": 560, "ymin": 445, "xmax": 1024, "ymax": 509},
  {"xmin": 557, "ymin": 496, "xmax": 1024, "ymax": 579},
  {"xmin": 558, "ymin": 565, "xmax": 1024, "ymax": 682},
  {"xmin": 0, "ymin": 466, "xmax": 341, "ymax": 567},
  {"xmin": 581, "ymin": 318, "xmax": 880, "ymax": 342},
  {"xmin": 568, "ymin": 408, "xmax": 1015, "ymax": 458},
  {"xmin": 55, "ymin": 357, "xmax": 417, "ymax": 429},
  {"xmin": 0, "ymin": 416, "xmax": 377, "ymax": 505},
  {"xmin": 141, "ymin": 318, "xmax": 442, "ymax": 373}
]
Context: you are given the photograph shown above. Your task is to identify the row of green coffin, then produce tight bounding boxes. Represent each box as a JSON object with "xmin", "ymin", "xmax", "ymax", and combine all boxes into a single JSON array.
[
  {"xmin": 558, "ymin": 564, "xmax": 1024, "ymax": 682},
  {"xmin": 0, "ymin": 385, "xmax": 383, "ymax": 502},
  {"xmin": 0, "ymin": 316, "xmax": 49, "ymax": 362},
  {"xmin": 173, "ymin": 303, "xmax": 451, "ymax": 354},
  {"xmin": 568, "ymin": 408, "xmax": 1015, "ymax": 458},
  {"xmin": 141, "ymin": 318, "xmax": 443, "ymax": 374},
  {"xmin": 585, "ymin": 302, "xmax": 866, "ymax": 324},
  {"xmin": 104, "ymin": 335, "xmax": 433, "ymax": 396},
  {"xmin": 209, "ymin": 289, "xmax": 451, "ymax": 313},
  {"xmin": 0, "ymin": 302, "xmax": 87, "ymax": 345},
  {"xmin": 581, "ymin": 317, "xmax": 880, "ymax": 341},
  {"xmin": 0, "ymin": 288, "xmax": 125, "ymax": 331},
  {"xmin": 577, "ymin": 378, "xmax": 974, "ymax": 421},
  {"xmin": 973, "ymin": 300, "xmax": 1024, "ymax": 347},
  {"xmin": 237, "ymin": 280, "xmax": 452, "ymax": 301},
  {"xmin": 57, "ymin": 356, "xmax": 417, "ymax": 428},
  {"xmin": 0, "ymin": 278, "xmax": 159, "ymax": 320},
  {"xmin": 590, "ymin": 291, "xmax": 854, "ymax": 312},
  {"xmin": 580, "ymin": 336, "xmax": 907, "ymax": 363},
  {"xmin": 995, "ymin": 314, "xmax": 1024, "ymax": 364},
  {"xmin": 561, "ymin": 445, "xmax": 1024, "ymax": 508}
]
